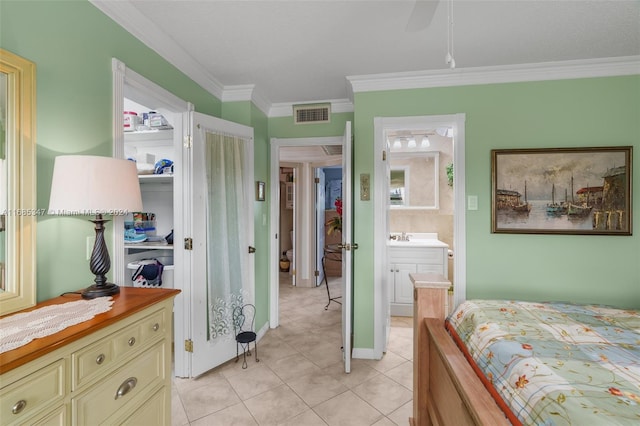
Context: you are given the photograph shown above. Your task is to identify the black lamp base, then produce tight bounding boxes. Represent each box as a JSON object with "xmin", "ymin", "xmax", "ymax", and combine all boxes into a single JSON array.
[
  {"xmin": 83, "ymin": 213, "xmax": 119, "ymax": 300},
  {"xmin": 81, "ymin": 282, "xmax": 120, "ymax": 299}
]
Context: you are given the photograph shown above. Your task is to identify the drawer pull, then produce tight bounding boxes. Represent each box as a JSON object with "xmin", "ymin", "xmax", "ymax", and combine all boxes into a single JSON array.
[
  {"xmin": 128, "ymin": 337, "xmax": 136, "ymax": 346},
  {"xmin": 115, "ymin": 377, "xmax": 137, "ymax": 400},
  {"xmin": 152, "ymin": 323, "xmax": 160, "ymax": 332},
  {"xmin": 96, "ymin": 353, "xmax": 106, "ymax": 364},
  {"xmin": 12, "ymin": 399, "xmax": 27, "ymax": 415}
]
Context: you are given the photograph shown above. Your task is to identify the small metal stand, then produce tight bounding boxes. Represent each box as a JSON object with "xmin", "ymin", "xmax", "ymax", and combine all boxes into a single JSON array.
[{"xmin": 322, "ymin": 244, "xmax": 342, "ymax": 310}]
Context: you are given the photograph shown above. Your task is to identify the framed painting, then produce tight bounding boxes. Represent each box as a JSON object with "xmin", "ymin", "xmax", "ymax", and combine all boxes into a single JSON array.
[{"xmin": 491, "ymin": 147, "xmax": 632, "ymax": 235}]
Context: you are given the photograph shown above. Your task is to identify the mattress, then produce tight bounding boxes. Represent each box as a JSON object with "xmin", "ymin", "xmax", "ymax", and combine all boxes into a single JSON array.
[{"xmin": 445, "ymin": 300, "xmax": 640, "ymax": 425}]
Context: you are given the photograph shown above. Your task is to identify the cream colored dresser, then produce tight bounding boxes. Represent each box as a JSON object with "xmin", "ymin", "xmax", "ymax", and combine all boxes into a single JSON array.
[{"xmin": 0, "ymin": 287, "xmax": 179, "ymax": 425}]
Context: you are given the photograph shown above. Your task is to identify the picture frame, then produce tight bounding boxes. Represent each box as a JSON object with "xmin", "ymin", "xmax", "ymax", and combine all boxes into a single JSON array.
[
  {"xmin": 256, "ymin": 181, "xmax": 265, "ymax": 201},
  {"xmin": 491, "ymin": 146, "xmax": 632, "ymax": 235}
]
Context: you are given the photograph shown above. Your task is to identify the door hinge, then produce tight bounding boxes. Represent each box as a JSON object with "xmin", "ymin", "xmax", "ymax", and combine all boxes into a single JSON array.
[
  {"xmin": 338, "ymin": 243, "xmax": 359, "ymax": 251},
  {"xmin": 382, "ymin": 150, "xmax": 387, "ymax": 161},
  {"xmin": 314, "ymin": 177, "xmax": 320, "ymax": 184},
  {"xmin": 184, "ymin": 237, "xmax": 193, "ymax": 250},
  {"xmin": 314, "ymin": 270, "xmax": 319, "ymax": 277},
  {"xmin": 184, "ymin": 135, "xmax": 192, "ymax": 148},
  {"xmin": 185, "ymin": 339, "xmax": 193, "ymax": 353}
]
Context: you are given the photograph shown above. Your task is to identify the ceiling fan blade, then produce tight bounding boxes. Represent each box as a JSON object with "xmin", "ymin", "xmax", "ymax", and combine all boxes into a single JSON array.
[{"xmin": 406, "ymin": 0, "xmax": 440, "ymax": 32}]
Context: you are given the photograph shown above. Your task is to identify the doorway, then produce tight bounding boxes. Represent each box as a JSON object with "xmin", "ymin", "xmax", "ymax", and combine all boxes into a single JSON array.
[
  {"xmin": 270, "ymin": 137, "xmax": 343, "ymax": 321},
  {"xmin": 373, "ymin": 114, "xmax": 466, "ymax": 357}
]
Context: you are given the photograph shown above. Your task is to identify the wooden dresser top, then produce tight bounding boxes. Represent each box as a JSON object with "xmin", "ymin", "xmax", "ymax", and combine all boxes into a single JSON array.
[{"xmin": 0, "ymin": 287, "xmax": 180, "ymax": 374}]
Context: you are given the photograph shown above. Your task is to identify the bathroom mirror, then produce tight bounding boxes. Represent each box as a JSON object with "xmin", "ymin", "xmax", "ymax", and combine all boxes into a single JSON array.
[
  {"xmin": 390, "ymin": 166, "xmax": 410, "ymax": 206},
  {"xmin": 0, "ymin": 49, "xmax": 36, "ymax": 315},
  {"xmin": 389, "ymin": 152, "xmax": 439, "ymax": 209}
]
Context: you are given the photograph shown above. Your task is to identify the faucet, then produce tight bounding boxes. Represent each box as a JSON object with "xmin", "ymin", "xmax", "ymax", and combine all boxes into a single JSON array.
[{"xmin": 390, "ymin": 233, "xmax": 411, "ymax": 241}]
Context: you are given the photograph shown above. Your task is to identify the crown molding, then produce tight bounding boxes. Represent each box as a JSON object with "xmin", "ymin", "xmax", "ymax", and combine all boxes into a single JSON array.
[
  {"xmin": 221, "ymin": 84, "xmax": 255, "ymax": 102},
  {"xmin": 91, "ymin": 0, "xmax": 224, "ymax": 98},
  {"xmin": 347, "ymin": 56, "xmax": 640, "ymax": 94},
  {"xmin": 91, "ymin": 2, "xmax": 638, "ymax": 118},
  {"xmin": 269, "ymin": 98, "xmax": 354, "ymax": 118},
  {"xmin": 220, "ymin": 85, "xmax": 272, "ymax": 117}
]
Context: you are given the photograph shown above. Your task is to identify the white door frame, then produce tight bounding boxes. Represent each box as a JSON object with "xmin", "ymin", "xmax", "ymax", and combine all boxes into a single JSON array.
[
  {"xmin": 111, "ymin": 58, "xmax": 191, "ymax": 377},
  {"xmin": 373, "ymin": 113, "xmax": 466, "ymax": 358},
  {"xmin": 269, "ymin": 136, "xmax": 342, "ymax": 328}
]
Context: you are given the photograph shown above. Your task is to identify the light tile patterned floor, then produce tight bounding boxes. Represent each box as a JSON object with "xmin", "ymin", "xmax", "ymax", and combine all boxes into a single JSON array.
[{"xmin": 172, "ymin": 274, "xmax": 413, "ymax": 425}]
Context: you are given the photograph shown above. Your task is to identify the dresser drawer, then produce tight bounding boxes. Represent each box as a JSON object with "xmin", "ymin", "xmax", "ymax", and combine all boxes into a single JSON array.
[
  {"xmin": 72, "ymin": 338, "xmax": 114, "ymax": 390},
  {"xmin": 72, "ymin": 306, "xmax": 167, "ymax": 390},
  {"xmin": 30, "ymin": 404, "xmax": 67, "ymax": 426},
  {"xmin": 113, "ymin": 386, "xmax": 167, "ymax": 426},
  {"xmin": 139, "ymin": 307, "xmax": 167, "ymax": 343},
  {"xmin": 112, "ymin": 307, "xmax": 167, "ymax": 359},
  {"xmin": 0, "ymin": 360, "xmax": 65, "ymax": 425},
  {"xmin": 72, "ymin": 341, "xmax": 166, "ymax": 425}
]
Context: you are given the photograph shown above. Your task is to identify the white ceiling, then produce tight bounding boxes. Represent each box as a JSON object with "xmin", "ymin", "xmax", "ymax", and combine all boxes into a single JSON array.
[{"xmin": 92, "ymin": 0, "xmax": 640, "ymax": 115}]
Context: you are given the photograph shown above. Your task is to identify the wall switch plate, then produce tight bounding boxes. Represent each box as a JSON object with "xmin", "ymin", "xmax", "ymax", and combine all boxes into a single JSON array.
[
  {"xmin": 467, "ymin": 195, "xmax": 478, "ymax": 210},
  {"xmin": 360, "ymin": 173, "xmax": 370, "ymax": 201}
]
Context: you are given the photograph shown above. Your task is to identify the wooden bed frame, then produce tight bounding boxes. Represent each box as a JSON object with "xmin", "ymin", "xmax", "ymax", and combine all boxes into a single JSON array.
[{"xmin": 409, "ymin": 274, "xmax": 511, "ymax": 426}]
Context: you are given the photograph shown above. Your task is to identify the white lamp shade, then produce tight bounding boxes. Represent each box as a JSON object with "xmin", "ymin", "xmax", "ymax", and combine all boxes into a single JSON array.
[{"xmin": 48, "ymin": 155, "xmax": 142, "ymax": 215}]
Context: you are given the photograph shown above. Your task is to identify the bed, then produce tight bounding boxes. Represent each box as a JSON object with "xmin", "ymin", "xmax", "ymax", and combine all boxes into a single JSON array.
[{"xmin": 410, "ymin": 275, "xmax": 640, "ymax": 426}]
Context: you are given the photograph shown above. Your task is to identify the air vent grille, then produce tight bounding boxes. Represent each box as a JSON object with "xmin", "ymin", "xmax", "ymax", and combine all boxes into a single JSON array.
[
  {"xmin": 293, "ymin": 103, "xmax": 330, "ymax": 124},
  {"xmin": 322, "ymin": 145, "xmax": 342, "ymax": 156}
]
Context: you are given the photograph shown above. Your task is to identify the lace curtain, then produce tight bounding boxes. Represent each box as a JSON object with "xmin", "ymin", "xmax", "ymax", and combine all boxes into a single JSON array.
[{"xmin": 204, "ymin": 131, "xmax": 252, "ymax": 340}]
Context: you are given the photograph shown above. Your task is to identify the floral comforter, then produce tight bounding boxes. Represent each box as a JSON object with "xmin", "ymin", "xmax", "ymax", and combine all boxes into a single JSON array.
[{"xmin": 445, "ymin": 300, "xmax": 640, "ymax": 425}]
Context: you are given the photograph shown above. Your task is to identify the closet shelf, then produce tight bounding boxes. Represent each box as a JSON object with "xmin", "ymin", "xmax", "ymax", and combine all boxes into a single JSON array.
[
  {"xmin": 124, "ymin": 243, "xmax": 174, "ymax": 250},
  {"xmin": 124, "ymin": 129, "xmax": 173, "ymax": 142},
  {"xmin": 138, "ymin": 174, "xmax": 173, "ymax": 184}
]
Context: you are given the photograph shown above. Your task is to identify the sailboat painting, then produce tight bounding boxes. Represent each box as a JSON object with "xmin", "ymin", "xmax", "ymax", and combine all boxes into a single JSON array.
[{"xmin": 491, "ymin": 147, "xmax": 632, "ymax": 235}]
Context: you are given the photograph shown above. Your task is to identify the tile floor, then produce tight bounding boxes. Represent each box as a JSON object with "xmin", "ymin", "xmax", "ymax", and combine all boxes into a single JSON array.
[{"xmin": 171, "ymin": 274, "xmax": 414, "ymax": 425}]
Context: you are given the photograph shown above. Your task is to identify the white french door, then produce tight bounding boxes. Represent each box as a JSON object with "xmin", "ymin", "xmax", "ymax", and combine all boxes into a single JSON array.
[
  {"xmin": 341, "ymin": 121, "xmax": 353, "ymax": 373},
  {"xmin": 315, "ymin": 168, "xmax": 326, "ymax": 286},
  {"xmin": 188, "ymin": 112, "xmax": 255, "ymax": 377}
]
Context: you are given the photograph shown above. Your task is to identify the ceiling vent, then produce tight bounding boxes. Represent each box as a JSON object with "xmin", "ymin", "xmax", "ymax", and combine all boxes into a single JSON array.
[{"xmin": 293, "ymin": 103, "xmax": 330, "ymax": 124}]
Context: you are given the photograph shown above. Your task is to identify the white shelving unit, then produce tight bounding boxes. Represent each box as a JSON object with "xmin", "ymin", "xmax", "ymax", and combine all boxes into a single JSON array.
[{"xmin": 123, "ymin": 128, "xmax": 176, "ymax": 288}]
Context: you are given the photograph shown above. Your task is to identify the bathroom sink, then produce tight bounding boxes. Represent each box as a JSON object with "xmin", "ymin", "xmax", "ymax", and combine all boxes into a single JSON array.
[{"xmin": 387, "ymin": 233, "xmax": 448, "ymax": 248}]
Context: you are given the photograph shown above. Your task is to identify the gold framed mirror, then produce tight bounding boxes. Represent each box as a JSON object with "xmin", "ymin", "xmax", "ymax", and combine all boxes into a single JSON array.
[{"xmin": 0, "ymin": 49, "xmax": 36, "ymax": 315}]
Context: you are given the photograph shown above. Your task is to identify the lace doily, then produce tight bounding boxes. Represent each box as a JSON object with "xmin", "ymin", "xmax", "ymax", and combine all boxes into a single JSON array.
[{"xmin": 0, "ymin": 297, "xmax": 114, "ymax": 354}]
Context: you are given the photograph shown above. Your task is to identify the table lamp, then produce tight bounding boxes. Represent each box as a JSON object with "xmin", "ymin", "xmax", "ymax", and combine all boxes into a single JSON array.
[{"xmin": 48, "ymin": 155, "xmax": 142, "ymax": 299}]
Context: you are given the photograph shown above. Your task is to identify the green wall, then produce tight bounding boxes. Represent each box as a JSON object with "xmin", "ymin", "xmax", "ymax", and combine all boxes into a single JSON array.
[
  {"xmin": 1, "ymin": 0, "xmax": 224, "ymax": 300},
  {"xmin": 352, "ymin": 76, "xmax": 640, "ymax": 349}
]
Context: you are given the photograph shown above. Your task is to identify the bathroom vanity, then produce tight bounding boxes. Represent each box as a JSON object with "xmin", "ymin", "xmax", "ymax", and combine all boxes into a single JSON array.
[
  {"xmin": 0, "ymin": 287, "xmax": 179, "ymax": 425},
  {"xmin": 388, "ymin": 233, "xmax": 448, "ymax": 316}
]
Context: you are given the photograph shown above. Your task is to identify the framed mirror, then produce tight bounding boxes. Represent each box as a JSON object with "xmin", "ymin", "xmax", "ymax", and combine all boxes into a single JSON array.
[
  {"xmin": 390, "ymin": 166, "xmax": 410, "ymax": 206},
  {"xmin": 389, "ymin": 152, "xmax": 439, "ymax": 210},
  {"xmin": 0, "ymin": 49, "xmax": 36, "ymax": 315}
]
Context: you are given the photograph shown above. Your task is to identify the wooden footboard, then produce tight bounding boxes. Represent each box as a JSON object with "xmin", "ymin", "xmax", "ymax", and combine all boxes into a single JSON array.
[{"xmin": 410, "ymin": 274, "xmax": 509, "ymax": 426}]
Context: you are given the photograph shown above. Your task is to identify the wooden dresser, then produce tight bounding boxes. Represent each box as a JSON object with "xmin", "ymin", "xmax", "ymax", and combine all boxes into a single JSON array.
[{"xmin": 0, "ymin": 287, "xmax": 179, "ymax": 425}]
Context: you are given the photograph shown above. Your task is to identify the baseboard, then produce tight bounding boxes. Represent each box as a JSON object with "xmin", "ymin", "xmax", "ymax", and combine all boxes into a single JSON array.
[
  {"xmin": 256, "ymin": 322, "xmax": 269, "ymax": 341},
  {"xmin": 390, "ymin": 303, "xmax": 413, "ymax": 317},
  {"xmin": 352, "ymin": 347, "xmax": 382, "ymax": 360}
]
